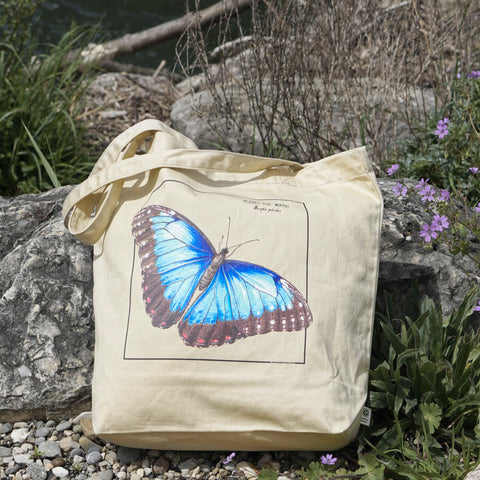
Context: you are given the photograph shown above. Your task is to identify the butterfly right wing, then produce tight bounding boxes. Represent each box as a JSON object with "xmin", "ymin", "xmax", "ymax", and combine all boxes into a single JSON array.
[{"xmin": 131, "ymin": 206, "xmax": 215, "ymax": 328}]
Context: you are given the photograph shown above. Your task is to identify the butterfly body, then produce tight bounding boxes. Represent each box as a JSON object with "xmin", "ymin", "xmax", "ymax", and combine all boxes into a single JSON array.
[
  {"xmin": 132, "ymin": 205, "xmax": 312, "ymax": 348},
  {"xmin": 198, "ymin": 248, "xmax": 228, "ymax": 291}
]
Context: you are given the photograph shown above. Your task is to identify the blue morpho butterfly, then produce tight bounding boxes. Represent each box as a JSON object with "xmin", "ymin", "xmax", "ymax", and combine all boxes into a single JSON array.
[{"xmin": 131, "ymin": 205, "xmax": 313, "ymax": 348}]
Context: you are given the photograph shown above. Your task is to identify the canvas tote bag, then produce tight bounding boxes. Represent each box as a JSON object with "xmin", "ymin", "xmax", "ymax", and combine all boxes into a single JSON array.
[{"xmin": 63, "ymin": 119, "xmax": 383, "ymax": 451}]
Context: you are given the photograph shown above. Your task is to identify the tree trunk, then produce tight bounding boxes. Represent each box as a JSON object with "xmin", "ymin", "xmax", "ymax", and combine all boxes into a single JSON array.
[{"xmin": 77, "ymin": 0, "xmax": 254, "ymax": 66}]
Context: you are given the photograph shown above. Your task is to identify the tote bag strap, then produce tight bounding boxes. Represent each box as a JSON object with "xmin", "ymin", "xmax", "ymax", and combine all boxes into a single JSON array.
[{"xmin": 63, "ymin": 120, "xmax": 302, "ymax": 245}]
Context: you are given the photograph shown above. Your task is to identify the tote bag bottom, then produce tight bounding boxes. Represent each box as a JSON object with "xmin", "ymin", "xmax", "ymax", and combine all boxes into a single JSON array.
[{"xmin": 97, "ymin": 427, "xmax": 359, "ymax": 451}]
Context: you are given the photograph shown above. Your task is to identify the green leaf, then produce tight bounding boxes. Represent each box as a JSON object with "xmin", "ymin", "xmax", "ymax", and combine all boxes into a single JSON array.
[
  {"xmin": 417, "ymin": 403, "xmax": 442, "ymax": 434},
  {"xmin": 355, "ymin": 454, "xmax": 385, "ymax": 480},
  {"xmin": 22, "ymin": 122, "xmax": 61, "ymax": 188},
  {"xmin": 381, "ymin": 321, "xmax": 407, "ymax": 355}
]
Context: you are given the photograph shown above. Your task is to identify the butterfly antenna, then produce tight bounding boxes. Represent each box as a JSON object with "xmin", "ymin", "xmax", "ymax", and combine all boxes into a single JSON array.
[
  {"xmin": 228, "ymin": 238, "xmax": 259, "ymax": 256},
  {"xmin": 218, "ymin": 217, "xmax": 231, "ymax": 250},
  {"xmin": 226, "ymin": 217, "xmax": 231, "ymax": 247}
]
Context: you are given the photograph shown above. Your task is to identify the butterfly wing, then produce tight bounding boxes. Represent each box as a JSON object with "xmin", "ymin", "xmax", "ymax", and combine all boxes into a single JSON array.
[
  {"xmin": 179, "ymin": 260, "xmax": 313, "ymax": 347},
  {"xmin": 131, "ymin": 206, "xmax": 215, "ymax": 328}
]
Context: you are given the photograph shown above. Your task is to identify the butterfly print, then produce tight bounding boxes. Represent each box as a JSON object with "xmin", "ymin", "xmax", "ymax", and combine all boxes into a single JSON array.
[{"xmin": 131, "ymin": 205, "xmax": 313, "ymax": 348}]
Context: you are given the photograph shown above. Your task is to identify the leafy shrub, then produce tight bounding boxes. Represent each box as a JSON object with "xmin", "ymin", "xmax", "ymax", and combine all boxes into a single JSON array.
[
  {"xmin": 395, "ymin": 73, "xmax": 480, "ymax": 203},
  {"xmin": 0, "ymin": 0, "xmax": 96, "ymax": 196}
]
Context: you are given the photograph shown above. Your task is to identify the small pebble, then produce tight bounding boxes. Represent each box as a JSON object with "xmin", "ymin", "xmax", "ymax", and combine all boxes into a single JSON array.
[
  {"xmin": 178, "ymin": 459, "xmax": 198, "ymax": 471},
  {"xmin": 51, "ymin": 457, "xmax": 66, "ymax": 467},
  {"xmin": 5, "ymin": 464, "xmax": 22, "ymax": 475},
  {"xmin": 52, "ymin": 466, "xmax": 69, "ymax": 478},
  {"xmin": 55, "ymin": 421, "xmax": 72, "ymax": 433},
  {"xmin": 13, "ymin": 453, "xmax": 32, "ymax": 465},
  {"xmin": 86, "ymin": 450, "xmax": 102, "ymax": 465},
  {"xmin": 79, "ymin": 435, "xmax": 102, "ymax": 452},
  {"xmin": 0, "ymin": 423, "xmax": 13, "ymax": 434},
  {"xmin": 69, "ymin": 447, "xmax": 84, "ymax": 459},
  {"xmin": 191, "ymin": 466, "xmax": 201, "ymax": 477},
  {"xmin": 117, "ymin": 446, "xmax": 142, "ymax": 464},
  {"xmin": 0, "ymin": 446, "xmax": 12, "ymax": 457},
  {"xmin": 73, "ymin": 454, "xmax": 85, "ymax": 464},
  {"xmin": 35, "ymin": 428, "xmax": 50, "ymax": 439},
  {"xmin": 73, "ymin": 424, "xmax": 84, "ymax": 434},
  {"xmin": 13, "ymin": 422, "xmax": 29, "ymax": 429},
  {"xmin": 58, "ymin": 436, "xmax": 73, "ymax": 451},
  {"xmin": 97, "ymin": 470, "xmax": 114, "ymax": 480},
  {"xmin": 38, "ymin": 440, "xmax": 62, "ymax": 459},
  {"xmin": 26, "ymin": 462, "xmax": 48, "ymax": 480},
  {"xmin": 105, "ymin": 451, "xmax": 117, "ymax": 465},
  {"xmin": 45, "ymin": 420, "xmax": 56, "ymax": 428},
  {"xmin": 80, "ymin": 416, "xmax": 95, "ymax": 438},
  {"xmin": 11, "ymin": 428, "xmax": 30, "ymax": 444}
]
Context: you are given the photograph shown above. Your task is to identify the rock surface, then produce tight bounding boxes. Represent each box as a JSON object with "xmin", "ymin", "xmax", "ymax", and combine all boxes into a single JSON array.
[
  {"xmin": 0, "ymin": 186, "xmax": 93, "ymax": 422},
  {"xmin": 378, "ymin": 177, "xmax": 480, "ymax": 316}
]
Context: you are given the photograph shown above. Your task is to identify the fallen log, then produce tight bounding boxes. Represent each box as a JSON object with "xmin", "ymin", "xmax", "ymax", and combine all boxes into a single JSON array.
[{"xmin": 76, "ymin": 0, "xmax": 254, "ymax": 66}]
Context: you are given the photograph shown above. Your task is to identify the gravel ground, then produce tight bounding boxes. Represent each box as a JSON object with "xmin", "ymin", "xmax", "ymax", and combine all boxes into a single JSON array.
[{"xmin": 0, "ymin": 416, "xmax": 321, "ymax": 480}]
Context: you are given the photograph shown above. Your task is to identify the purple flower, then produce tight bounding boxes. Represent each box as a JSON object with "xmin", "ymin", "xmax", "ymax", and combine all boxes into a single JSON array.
[
  {"xmin": 434, "ymin": 118, "xmax": 450, "ymax": 138},
  {"xmin": 223, "ymin": 453, "xmax": 236, "ymax": 465},
  {"xmin": 392, "ymin": 182, "xmax": 407, "ymax": 197},
  {"xmin": 431, "ymin": 214, "xmax": 449, "ymax": 232},
  {"xmin": 470, "ymin": 167, "xmax": 479, "ymax": 174},
  {"xmin": 439, "ymin": 189, "xmax": 450, "ymax": 202},
  {"xmin": 473, "ymin": 301, "xmax": 480, "ymax": 312},
  {"xmin": 467, "ymin": 70, "xmax": 480, "ymax": 79},
  {"xmin": 420, "ymin": 184, "xmax": 436, "ymax": 203},
  {"xmin": 320, "ymin": 454, "xmax": 337, "ymax": 466},
  {"xmin": 475, "ymin": 202, "xmax": 480, "ymax": 213},
  {"xmin": 415, "ymin": 178, "xmax": 429, "ymax": 190},
  {"xmin": 387, "ymin": 164, "xmax": 399, "ymax": 176},
  {"xmin": 420, "ymin": 223, "xmax": 438, "ymax": 242}
]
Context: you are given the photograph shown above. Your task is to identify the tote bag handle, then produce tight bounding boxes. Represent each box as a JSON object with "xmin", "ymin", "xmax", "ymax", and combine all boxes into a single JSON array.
[{"xmin": 63, "ymin": 119, "xmax": 303, "ymax": 245}]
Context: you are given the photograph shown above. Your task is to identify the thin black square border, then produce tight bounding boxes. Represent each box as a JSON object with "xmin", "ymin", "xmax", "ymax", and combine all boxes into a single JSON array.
[{"xmin": 123, "ymin": 180, "xmax": 310, "ymax": 364}]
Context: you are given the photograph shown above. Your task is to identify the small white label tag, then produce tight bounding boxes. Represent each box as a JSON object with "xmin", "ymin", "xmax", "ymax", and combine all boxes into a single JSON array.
[{"xmin": 360, "ymin": 406, "xmax": 372, "ymax": 426}]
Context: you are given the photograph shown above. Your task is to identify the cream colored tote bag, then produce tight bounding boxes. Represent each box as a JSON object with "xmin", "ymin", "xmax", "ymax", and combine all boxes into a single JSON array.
[{"xmin": 63, "ymin": 119, "xmax": 383, "ymax": 451}]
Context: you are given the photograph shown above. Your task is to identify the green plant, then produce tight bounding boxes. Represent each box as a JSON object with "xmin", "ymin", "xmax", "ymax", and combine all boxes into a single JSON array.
[
  {"xmin": 394, "ymin": 72, "xmax": 480, "ymax": 203},
  {"xmin": 69, "ymin": 463, "xmax": 83, "ymax": 473},
  {"xmin": 0, "ymin": 2, "xmax": 97, "ymax": 196},
  {"xmin": 257, "ymin": 468, "xmax": 280, "ymax": 480},
  {"xmin": 363, "ymin": 284, "xmax": 480, "ymax": 477},
  {"xmin": 29, "ymin": 445, "xmax": 44, "ymax": 460}
]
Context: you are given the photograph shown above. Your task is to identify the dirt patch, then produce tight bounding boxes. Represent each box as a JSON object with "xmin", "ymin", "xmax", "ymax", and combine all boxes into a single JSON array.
[{"xmin": 79, "ymin": 72, "xmax": 179, "ymax": 157}]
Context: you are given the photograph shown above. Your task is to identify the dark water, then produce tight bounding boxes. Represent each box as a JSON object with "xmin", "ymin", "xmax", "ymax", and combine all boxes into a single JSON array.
[{"xmin": 35, "ymin": 0, "xmax": 220, "ymax": 68}]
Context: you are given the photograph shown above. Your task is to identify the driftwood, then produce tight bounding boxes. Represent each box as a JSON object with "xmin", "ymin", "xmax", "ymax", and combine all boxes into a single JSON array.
[{"xmin": 76, "ymin": 0, "xmax": 254, "ymax": 68}]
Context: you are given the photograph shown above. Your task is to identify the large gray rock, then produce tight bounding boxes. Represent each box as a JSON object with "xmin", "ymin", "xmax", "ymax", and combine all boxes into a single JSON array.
[
  {"xmin": 1, "ymin": 177, "xmax": 478, "ymax": 421},
  {"xmin": 0, "ymin": 187, "xmax": 93, "ymax": 422},
  {"xmin": 378, "ymin": 177, "xmax": 480, "ymax": 316}
]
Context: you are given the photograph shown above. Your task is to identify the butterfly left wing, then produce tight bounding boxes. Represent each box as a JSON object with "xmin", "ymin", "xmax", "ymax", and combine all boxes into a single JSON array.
[
  {"xmin": 132, "ymin": 206, "xmax": 215, "ymax": 329},
  {"xmin": 178, "ymin": 260, "xmax": 313, "ymax": 347}
]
